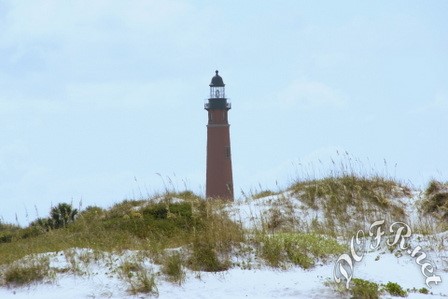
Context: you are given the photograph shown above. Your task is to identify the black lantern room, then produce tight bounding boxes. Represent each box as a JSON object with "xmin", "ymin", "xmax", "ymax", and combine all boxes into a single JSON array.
[
  {"xmin": 209, "ymin": 70, "xmax": 225, "ymax": 99},
  {"xmin": 205, "ymin": 70, "xmax": 230, "ymax": 111}
]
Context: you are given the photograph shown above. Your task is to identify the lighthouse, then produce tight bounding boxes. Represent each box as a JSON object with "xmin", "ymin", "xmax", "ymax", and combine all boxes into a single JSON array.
[{"xmin": 205, "ymin": 70, "xmax": 234, "ymax": 201}]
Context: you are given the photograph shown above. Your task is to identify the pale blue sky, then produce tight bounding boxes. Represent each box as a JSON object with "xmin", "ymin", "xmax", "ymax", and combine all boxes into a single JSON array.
[{"xmin": 1, "ymin": 0, "xmax": 447, "ymax": 224}]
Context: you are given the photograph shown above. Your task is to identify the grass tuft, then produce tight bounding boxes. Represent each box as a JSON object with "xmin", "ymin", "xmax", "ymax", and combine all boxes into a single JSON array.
[
  {"xmin": 1, "ymin": 256, "xmax": 52, "ymax": 286},
  {"xmin": 421, "ymin": 180, "xmax": 448, "ymax": 221},
  {"xmin": 118, "ymin": 260, "xmax": 158, "ymax": 295},
  {"xmin": 252, "ymin": 190, "xmax": 278, "ymax": 200},
  {"xmin": 161, "ymin": 252, "xmax": 185, "ymax": 285}
]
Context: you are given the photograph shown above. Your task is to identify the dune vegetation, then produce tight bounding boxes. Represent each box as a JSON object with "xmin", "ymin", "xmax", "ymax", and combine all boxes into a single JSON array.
[{"xmin": 0, "ymin": 170, "xmax": 446, "ymax": 297}]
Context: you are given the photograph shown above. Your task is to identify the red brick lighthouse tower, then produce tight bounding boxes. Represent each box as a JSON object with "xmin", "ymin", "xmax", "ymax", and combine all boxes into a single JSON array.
[{"xmin": 205, "ymin": 70, "xmax": 234, "ymax": 200}]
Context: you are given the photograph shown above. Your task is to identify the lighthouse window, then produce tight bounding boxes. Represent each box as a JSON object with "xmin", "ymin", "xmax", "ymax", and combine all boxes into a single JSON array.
[{"xmin": 226, "ymin": 146, "xmax": 231, "ymax": 158}]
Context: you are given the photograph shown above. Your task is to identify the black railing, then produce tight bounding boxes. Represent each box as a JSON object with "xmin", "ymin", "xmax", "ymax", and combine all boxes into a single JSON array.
[{"xmin": 204, "ymin": 98, "xmax": 231, "ymax": 110}]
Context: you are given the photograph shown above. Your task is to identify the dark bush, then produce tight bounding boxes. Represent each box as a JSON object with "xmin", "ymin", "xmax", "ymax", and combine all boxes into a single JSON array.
[
  {"xmin": 0, "ymin": 232, "xmax": 13, "ymax": 244},
  {"xmin": 50, "ymin": 203, "xmax": 78, "ymax": 229}
]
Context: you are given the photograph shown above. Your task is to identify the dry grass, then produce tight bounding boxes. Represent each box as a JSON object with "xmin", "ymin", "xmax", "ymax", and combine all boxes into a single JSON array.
[
  {"xmin": 420, "ymin": 180, "xmax": 448, "ymax": 221},
  {"xmin": 1, "ymin": 255, "xmax": 52, "ymax": 287},
  {"xmin": 0, "ymin": 191, "xmax": 245, "ymax": 281},
  {"xmin": 161, "ymin": 251, "xmax": 186, "ymax": 285},
  {"xmin": 117, "ymin": 258, "xmax": 158, "ymax": 296},
  {"xmin": 289, "ymin": 175, "xmax": 411, "ymax": 236}
]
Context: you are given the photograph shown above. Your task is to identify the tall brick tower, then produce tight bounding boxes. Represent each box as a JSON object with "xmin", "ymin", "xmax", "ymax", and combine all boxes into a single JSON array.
[{"xmin": 205, "ymin": 70, "xmax": 234, "ymax": 200}]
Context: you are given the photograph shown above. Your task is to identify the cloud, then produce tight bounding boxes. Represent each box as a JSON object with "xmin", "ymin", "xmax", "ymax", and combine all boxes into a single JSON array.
[{"xmin": 277, "ymin": 80, "xmax": 347, "ymax": 108}]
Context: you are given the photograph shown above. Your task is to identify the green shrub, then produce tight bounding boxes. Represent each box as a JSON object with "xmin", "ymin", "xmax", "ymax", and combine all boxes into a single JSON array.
[
  {"xmin": 260, "ymin": 234, "xmax": 284, "ymax": 267},
  {"xmin": 161, "ymin": 252, "xmax": 185, "ymax": 285},
  {"xmin": 418, "ymin": 287, "xmax": 429, "ymax": 294},
  {"xmin": 384, "ymin": 281, "xmax": 407, "ymax": 297},
  {"xmin": 188, "ymin": 235, "xmax": 229, "ymax": 272},
  {"xmin": 285, "ymin": 247, "xmax": 313, "ymax": 269},
  {"xmin": 351, "ymin": 278, "xmax": 379, "ymax": 299},
  {"xmin": 259, "ymin": 233, "xmax": 345, "ymax": 269}
]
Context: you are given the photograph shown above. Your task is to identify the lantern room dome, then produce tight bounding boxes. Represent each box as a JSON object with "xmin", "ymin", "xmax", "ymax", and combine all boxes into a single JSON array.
[{"xmin": 209, "ymin": 70, "xmax": 225, "ymax": 87}]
